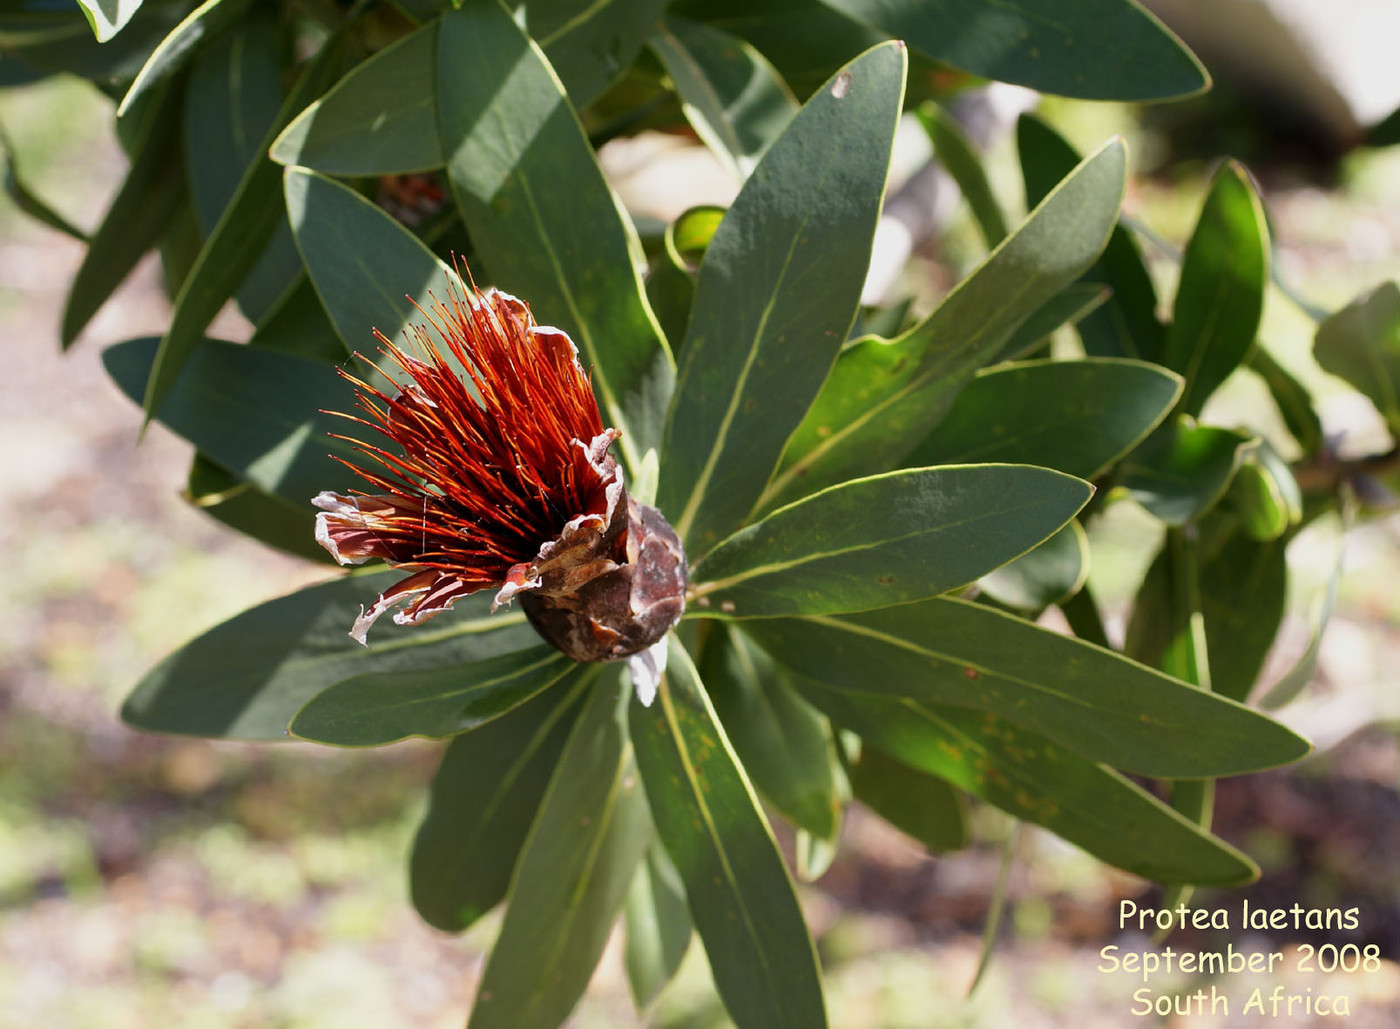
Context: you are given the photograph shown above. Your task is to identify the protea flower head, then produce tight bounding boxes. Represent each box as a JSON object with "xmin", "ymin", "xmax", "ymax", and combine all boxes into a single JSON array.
[{"xmin": 312, "ymin": 269, "xmax": 687, "ymax": 700}]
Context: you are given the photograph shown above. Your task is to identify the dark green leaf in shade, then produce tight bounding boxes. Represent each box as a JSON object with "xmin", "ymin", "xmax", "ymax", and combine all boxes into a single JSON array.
[
  {"xmin": 630, "ymin": 639, "xmax": 828, "ymax": 1029},
  {"xmin": 1017, "ymin": 115, "xmax": 1164, "ymax": 362},
  {"xmin": 284, "ymin": 166, "xmax": 451, "ymax": 355},
  {"xmin": 845, "ymin": 743, "xmax": 965, "ymax": 852},
  {"xmin": 62, "ymin": 78, "xmax": 185, "ymax": 347},
  {"xmin": 765, "ymin": 139, "xmax": 1126, "ymax": 510},
  {"xmin": 1366, "ymin": 104, "xmax": 1400, "ymax": 147},
  {"xmin": 511, "ymin": 0, "xmax": 671, "ymax": 110},
  {"xmin": 1247, "ymin": 347, "xmax": 1324, "ymax": 455},
  {"xmin": 1059, "ymin": 582, "xmax": 1112, "ymax": 650},
  {"xmin": 906, "ymin": 358, "xmax": 1183, "ymax": 480},
  {"xmin": 993, "ymin": 283, "xmax": 1110, "ymax": 362},
  {"xmin": 0, "ymin": 121, "xmax": 87, "ymax": 240},
  {"xmin": 650, "ymin": 15, "xmax": 798, "ymax": 179},
  {"xmin": 1228, "ymin": 440, "xmax": 1302, "ymax": 542},
  {"xmin": 1161, "ymin": 161, "xmax": 1270, "ymax": 416},
  {"xmin": 977, "ymin": 520, "xmax": 1088, "ymax": 612},
  {"xmin": 744, "ymin": 597, "xmax": 1310, "ymax": 778},
  {"xmin": 646, "ymin": 258, "xmax": 695, "ymax": 361},
  {"xmin": 657, "ymin": 42, "xmax": 906, "ymax": 553},
  {"xmin": 1314, "ymin": 281, "xmax": 1400, "ymax": 437},
  {"xmin": 1121, "ymin": 420, "xmax": 1258, "ymax": 526},
  {"xmin": 120, "ymin": 572, "xmax": 540, "ymax": 740},
  {"xmin": 469, "ymin": 668, "xmax": 652, "ymax": 1029},
  {"xmin": 411, "ymin": 681, "xmax": 585, "ymax": 932},
  {"xmin": 821, "ymin": 0, "xmax": 1207, "ymax": 101},
  {"xmin": 105, "ymin": 335, "xmax": 358, "ymax": 506},
  {"xmin": 1200, "ymin": 531, "xmax": 1287, "ymax": 704},
  {"xmin": 700, "ymin": 624, "xmax": 844, "ymax": 839},
  {"xmin": 690, "ymin": 465, "xmax": 1090, "ymax": 618},
  {"xmin": 270, "ymin": 23, "xmax": 442, "ymax": 175},
  {"xmin": 290, "ymin": 648, "xmax": 580, "ymax": 746},
  {"xmin": 184, "ymin": 454, "xmax": 331, "ymax": 564},
  {"xmin": 141, "ymin": 41, "xmax": 346, "ymax": 419},
  {"xmin": 75, "ymin": 0, "xmax": 143, "ymax": 43},
  {"xmin": 437, "ymin": 1, "xmax": 674, "ymax": 471},
  {"xmin": 799, "ymin": 681, "xmax": 1254, "ymax": 885},
  {"xmin": 183, "ymin": 11, "xmax": 300, "ymax": 322},
  {"xmin": 915, "ymin": 101, "xmax": 1006, "ymax": 247},
  {"xmin": 246, "ymin": 277, "xmax": 349, "ymax": 363},
  {"xmin": 2, "ymin": 2, "xmax": 185, "ymax": 93},
  {"xmin": 623, "ymin": 843, "xmax": 694, "ymax": 1012},
  {"xmin": 116, "ymin": 0, "xmax": 253, "ymax": 117}
]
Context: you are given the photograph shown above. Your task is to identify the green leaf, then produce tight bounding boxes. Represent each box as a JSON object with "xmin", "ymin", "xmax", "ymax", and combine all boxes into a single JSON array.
[
  {"xmin": 62, "ymin": 78, "xmax": 185, "ymax": 347},
  {"xmin": 765, "ymin": 138, "xmax": 1127, "ymax": 509},
  {"xmin": 246, "ymin": 277, "xmax": 349, "ymax": 363},
  {"xmin": 650, "ymin": 15, "xmax": 797, "ymax": 179},
  {"xmin": 116, "ymin": 0, "xmax": 252, "ymax": 117},
  {"xmin": 821, "ymin": 0, "xmax": 1207, "ymax": 101},
  {"xmin": 512, "ymin": 0, "xmax": 670, "ymax": 109},
  {"xmin": 121, "ymin": 572, "xmax": 540, "ymax": 740},
  {"xmin": 978, "ymin": 520, "xmax": 1087, "ymax": 612},
  {"xmin": 701, "ymin": 625, "xmax": 843, "ymax": 839},
  {"xmin": 184, "ymin": 454, "xmax": 330, "ymax": 564},
  {"xmin": 142, "ymin": 41, "xmax": 345, "ymax": 420},
  {"xmin": 994, "ymin": 283, "xmax": 1110, "ymax": 362},
  {"xmin": 1121, "ymin": 420, "xmax": 1258, "ymax": 526},
  {"xmin": 1161, "ymin": 161, "xmax": 1270, "ymax": 416},
  {"xmin": 410, "ymin": 680, "xmax": 585, "ymax": 931},
  {"xmin": 75, "ymin": 0, "xmax": 143, "ymax": 43},
  {"xmin": 631, "ymin": 638, "xmax": 827, "ymax": 1029},
  {"xmin": 690, "ymin": 465, "xmax": 1090, "ymax": 618},
  {"xmin": 623, "ymin": 843, "xmax": 693, "ymax": 1012},
  {"xmin": 1248, "ymin": 347, "xmax": 1324, "ymax": 455},
  {"xmin": 0, "ymin": 120, "xmax": 86, "ymax": 240},
  {"xmin": 744, "ymin": 597, "xmax": 1311, "ymax": 778},
  {"xmin": 469, "ymin": 668, "xmax": 652, "ymax": 1029},
  {"xmin": 284, "ymin": 166, "xmax": 451, "ymax": 354},
  {"xmin": 799, "ymin": 681, "xmax": 1257, "ymax": 885},
  {"xmin": 1228, "ymin": 440, "xmax": 1302, "ymax": 542},
  {"xmin": 270, "ymin": 22, "xmax": 442, "ymax": 175},
  {"xmin": 906, "ymin": 358, "xmax": 1183, "ymax": 480},
  {"xmin": 1314, "ymin": 281, "xmax": 1400, "ymax": 437},
  {"xmin": 105, "ymin": 336, "xmax": 357, "ymax": 506},
  {"xmin": 437, "ymin": 1, "xmax": 674, "ymax": 471},
  {"xmin": 657, "ymin": 41, "xmax": 907, "ymax": 554},
  {"xmin": 1017, "ymin": 115, "xmax": 1163, "ymax": 362},
  {"xmin": 915, "ymin": 101, "xmax": 1006, "ymax": 247},
  {"xmin": 1201, "ymin": 531, "xmax": 1287, "ymax": 704},
  {"xmin": 845, "ymin": 744, "xmax": 965, "ymax": 851},
  {"xmin": 290, "ymin": 648, "xmax": 580, "ymax": 747}
]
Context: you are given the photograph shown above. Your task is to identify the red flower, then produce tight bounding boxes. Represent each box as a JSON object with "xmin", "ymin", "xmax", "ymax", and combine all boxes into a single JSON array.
[{"xmin": 314, "ymin": 272, "xmax": 686, "ymax": 689}]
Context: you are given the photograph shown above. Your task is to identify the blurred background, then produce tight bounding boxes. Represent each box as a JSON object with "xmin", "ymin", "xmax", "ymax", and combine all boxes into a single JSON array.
[{"xmin": 3, "ymin": 2, "xmax": 1400, "ymax": 1025}]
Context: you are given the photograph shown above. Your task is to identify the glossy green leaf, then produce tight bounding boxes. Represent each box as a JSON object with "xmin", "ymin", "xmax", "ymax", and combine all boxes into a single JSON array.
[
  {"xmin": 846, "ymin": 744, "xmax": 965, "ymax": 852},
  {"xmin": 631, "ymin": 639, "xmax": 827, "ymax": 1029},
  {"xmin": 1161, "ymin": 161, "xmax": 1270, "ymax": 416},
  {"xmin": 658, "ymin": 42, "xmax": 906, "ymax": 554},
  {"xmin": 916, "ymin": 101, "xmax": 1006, "ymax": 247},
  {"xmin": 907, "ymin": 358, "xmax": 1182, "ymax": 480},
  {"xmin": 411, "ymin": 682, "xmax": 585, "ymax": 932},
  {"xmin": 470, "ymin": 668, "xmax": 651, "ymax": 1029},
  {"xmin": 1121, "ymin": 420, "xmax": 1258, "ymax": 526},
  {"xmin": 1201, "ymin": 532, "xmax": 1287, "ymax": 704},
  {"xmin": 437, "ymin": 1, "xmax": 674, "ymax": 471},
  {"xmin": 62, "ymin": 79, "xmax": 184, "ymax": 347},
  {"xmin": 270, "ymin": 23, "xmax": 441, "ymax": 174},
  {"xmin": 765, "ymin": 138, "xmax": 1126, "ymax": 509},
  {"xmin": 994, "ymin": 283, "xmax": 1110, "ymax": 362},
  {"xmin": 1228, "ymin": 441, "xmax": 1302, "ymax": 542},
  {"xmin": 745, "ymin": 597, "xmax": 1310, "ymax": 778},
  {"xmin": 666, "ymin": 204, "xmax": 726, "ymax": 268},
  {"xmin": 1248, "ymin": 347, "xmax": 1324, "ymax": 455},
  {"xmin": 185, "ymin": 454, "xmax": 329, "ymax": 564},
  {"xmin": 290, "ymin": 648, "xmax": 579, "ymax": 747},
  {"xmin": 284, "ymin": 166, "xmax": 451, "ymax": 354},
  {"xmin": 105, "ymin": 336, "xmax": 358, "ymax": 505},
  {"xmin": 116, "ymin": 0, "xmax": 251, "ymax": 117},
  {"xmin": 1314, "ymin": 281, "xmax": 1400, "ymax": 437},
  {"xmin": 623, "ymin": 843, "xmax": 693, "ymax": 1012},
  {"xmin": 1017, "ymin": 115, "xmax": 1163, "ymax": 362},
  {"xmin": 142, "ymin": 42, "xmax": 345, "ymax": 419},
  {"xmin": 978, "ymin": 520, "xmax": 1088, "ymax": 612},
  {"xmin": 822, "ymin": 0, "xmax": 1206, "ymax": 101},
  {"xmin": 75, "ymin": 0, "xmax": 142, "ymax": 43},
  {"xmin": 121, "ymin": 572, "xmax": 540, "ymax": 739},
  {"xmin": 512, "ymin": 0, "xmax": 670, "ymax": 109},
  {"xmin": 691, "ymin": 465, "xmax": 1090, "ymax": 618},
  {"xmin": 701, "ymin": 625, "xmax": 843, "ymax": 839},
  {"xmin": 650, "ymin": 15, "xmax": 797, "ymax": 179},
  {"xmin": 798, "ymin": 680, "xmax": 1256, "ymax": 885}
]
